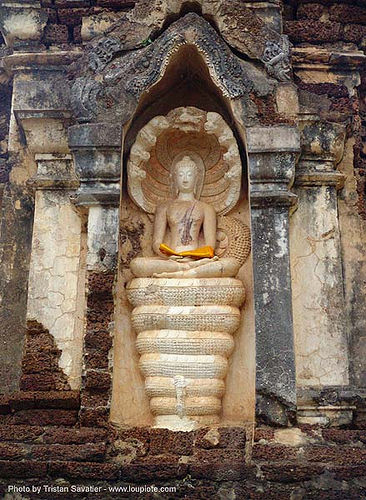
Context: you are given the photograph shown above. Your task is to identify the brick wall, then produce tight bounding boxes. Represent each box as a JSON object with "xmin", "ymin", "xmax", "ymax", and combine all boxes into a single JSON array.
[
  {"xmin": 0, "ymin": 423, "xmax": 365, "ymax": 497},
  {"xmin": 80, "ymin": 272, "xmax": 115, "ymax": 428},
  {"xmin": 283, "ymin": 0, "xmax": 366, "ymax": 218},
  {"xmin": 40, "ymin": 0, "xmax": 136, "ymax": 46},
  {"xmin": 284, "ymin": 1, "xmax": 366, "ymax": 48}
]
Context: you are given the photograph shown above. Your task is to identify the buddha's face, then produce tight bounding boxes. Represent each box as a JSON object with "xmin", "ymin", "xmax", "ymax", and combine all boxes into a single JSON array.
[{"xmin": 175, "ymin": 159, "xmax": 197, "ymax": 194}]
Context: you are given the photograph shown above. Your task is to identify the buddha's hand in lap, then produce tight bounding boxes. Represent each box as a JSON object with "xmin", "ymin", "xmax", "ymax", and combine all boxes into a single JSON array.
[
  {"xmin": 168, "ymin": 255, "xmax": 188, "ymax": 261},
  {"xmin": 152, "ymin": 256, "xmax": 221, "ymax": 278},
  {"xmin": 187, "ymin": 256, "xmax": 219, "ymax": 267}
]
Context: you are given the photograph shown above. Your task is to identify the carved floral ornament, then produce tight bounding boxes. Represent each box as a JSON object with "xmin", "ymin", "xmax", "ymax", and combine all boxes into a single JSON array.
[{"xmin": 127, "ymin": 107, "xmax": 242, "ymax": 216}]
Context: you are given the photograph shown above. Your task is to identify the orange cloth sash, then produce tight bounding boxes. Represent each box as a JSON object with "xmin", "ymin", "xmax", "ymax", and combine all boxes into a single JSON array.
[{"xmin": 159, "ymin": 243, "xmax": 214, "ymax": 259}]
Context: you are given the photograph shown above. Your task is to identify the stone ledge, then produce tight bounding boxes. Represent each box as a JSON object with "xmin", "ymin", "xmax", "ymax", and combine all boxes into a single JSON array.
[
  {"xmin": 70, "ymin": 185, "xmax": 121, "ymax": 207},
  {"xmin": 295, "ymin": 171, "xmax": 345, "ymax": 189},
  {"xmin": 68, "ymin": 123, "xmax": 122, "ymax": 149},
  {"xmin": 2, "ymin": 50, "xmax": 82, "ymax": 72},
  {"xmin": 246, "ymin": 126, "xmax": 301, "ymax": 153},
  {"xmin": 250, "ymin": 190, "xmax": 297, "ymax": 208},
  {"xmin": 292, "ymin": 47, "xmax": 366, "ymax": 70},
  {"xmin": 297, "ymin": 386, "xmax": 366, "ymax": 408},
  {"xmin": 297, "ymin": 405, "xmax": 355, "ymax": 428}
]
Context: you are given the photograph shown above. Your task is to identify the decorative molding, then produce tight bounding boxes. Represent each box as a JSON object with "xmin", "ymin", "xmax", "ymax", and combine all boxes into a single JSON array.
[
  {"xmin": 295, "ymin": 171, "xmax": 345, "ymax": 190},
  {"xmin": 71, "ymin": 78, "xmax": 104, "ymax": 124},
  {"xmin": 88, "ymin": 37, "xmax": 123, "ymax": 73},
  {"xmin": 71, "ymin": 13, "xmax": 274, "ymax": 124},
  {"xmin": 68, "ymin": 123, "xmax": 122, "ymax": 208},
  {"xmin": 295, "ymin": 119, "xmax": 346, "ymax": 189},
  {"xmin": 262, "ymin": 38, "xmax": 291, "ymax": 82},
  {"xmin": 27, "ymin": 154, "xmax": 79, "ymax": 191}
]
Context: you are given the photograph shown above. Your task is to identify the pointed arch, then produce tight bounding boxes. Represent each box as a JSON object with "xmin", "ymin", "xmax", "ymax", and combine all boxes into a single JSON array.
[{"xmin": 71, "ymin": 13, "xmax": 276, "ymax": 124}]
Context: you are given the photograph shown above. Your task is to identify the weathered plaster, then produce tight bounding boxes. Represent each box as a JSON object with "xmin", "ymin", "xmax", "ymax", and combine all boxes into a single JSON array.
[
  {"xmin": 338, "ymin": 138, "xmax": 366, "ymax": 386},
  {"xmin": 87, "ymin": 206, "xmax": 119, "ymax": 272},
  {"xmin": 111, "ymin": 200, "xmax": 152, "ymax": 427},
  {"xmin": 290, "ymin": 185, "xmax": 349, "ymax": 386},
  {"xmin": 247, "ymin": 126, "xmax": 299, "ymax": 426},
  {"xmin": 0, "ymin": 2, "xmax": 48, "ymax": 48},
  {"xmin": 27, "ymin": 189, "xmax": 84, "ymax": 389}
]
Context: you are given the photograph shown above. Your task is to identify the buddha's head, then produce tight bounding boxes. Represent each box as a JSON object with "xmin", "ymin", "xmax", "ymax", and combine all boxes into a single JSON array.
[
  {"xmin": 171, "ymin": 155, "xmax": 203, "ymax": 198},
  {"xmin": 175, "ymin": 156, "xmax": 197, "ymax": 193}
]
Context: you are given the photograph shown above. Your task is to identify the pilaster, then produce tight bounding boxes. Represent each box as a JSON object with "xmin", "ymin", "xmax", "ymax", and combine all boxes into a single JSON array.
[
  {"xmin": 68, "ymin": 122, "xmax": 122, "ymax": 426},
  {"xmin": 247, "ymin": 126, "xmax": 300, "ymax": 426},
  {"xmin": 68, "ymin": 122, "xmax": 122, "ymax": 272},
  {"xmin": 26, "ymin": 154, "xmax": 85, "ymax": 390},
  {"xmin": 291, "ymin": 117, "xmax": 350, "ymax": 425}
]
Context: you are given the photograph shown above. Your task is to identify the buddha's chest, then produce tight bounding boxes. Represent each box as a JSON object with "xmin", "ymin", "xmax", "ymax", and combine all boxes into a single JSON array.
[{"xmin": 167, "ymin": 203, "xmax": 204, "ymax": 228}]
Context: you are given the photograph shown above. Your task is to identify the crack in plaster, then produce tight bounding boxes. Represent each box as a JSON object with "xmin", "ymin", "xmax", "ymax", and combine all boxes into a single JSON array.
[{"xmin": 27, "ymin": 190, "xmax": 84, "ymax": 388}]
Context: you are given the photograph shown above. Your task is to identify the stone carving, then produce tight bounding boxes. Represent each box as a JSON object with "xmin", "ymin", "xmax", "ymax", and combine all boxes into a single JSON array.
[
  {"xmin": 70, "ymin": 77, "xmax": 103, "ymax": 123},
  {"xmin": 71, "ymin": 14, "xmax": 257, "ymax": 123},
  {"xmin": 88, "ymin": 37, "xmax": 122, "ymax": 72},
  {"xmin": 262, "ymin": 38, "xmax": 291, "ymax": 82},
  {"xmin": 128, "ymin": 107, "xmax": 242, "ymax": 216},
  {"xmin": 216, "ymin": 216, "xmax": 251, "ymax": 265},
  {"xmin": 84, "ymin": 0, "xmax": 292, "ymax": 81},
  {"xmin": 125, "ymin": 109, "xmax": 250, "ymax": 429},
  {"xmin": 104, "ymin": 13, "xmax": 252, "ymax": 100}
]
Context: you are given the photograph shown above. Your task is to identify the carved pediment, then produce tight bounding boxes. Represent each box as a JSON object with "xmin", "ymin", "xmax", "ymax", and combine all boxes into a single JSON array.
[
  {"xmin": 83, "ymin": 0, "xmax": 292, "ymax": 81},
  {"xmin": 70, "ymin": 10, "xmax": 286, "ymax": 124}
]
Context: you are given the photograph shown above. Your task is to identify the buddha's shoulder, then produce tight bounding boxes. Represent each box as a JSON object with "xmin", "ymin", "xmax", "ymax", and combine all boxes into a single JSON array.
[
  {"xmin": 197, "ymin": 200, "xmax": 216, "ymax": 214},
  {"xmin": 155, "ymin": 201, "xmax": 170, "ymax": 212}
]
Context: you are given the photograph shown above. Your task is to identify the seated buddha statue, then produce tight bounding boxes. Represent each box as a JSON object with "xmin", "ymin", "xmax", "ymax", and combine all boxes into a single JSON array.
[{"xmin": 130, "ymin": 155, "xmax": 241, "ymax": 279}]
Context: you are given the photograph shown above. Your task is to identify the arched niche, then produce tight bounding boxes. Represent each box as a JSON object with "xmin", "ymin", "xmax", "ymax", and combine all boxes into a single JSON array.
[
  {"xmin": 110, "ymin": 40, "xmax": 256, "ymax": 428},
  {"xmin": 69, "ymin": 10, "xmax": 300, "ymax": 428},
  {"xmin": 122, "ymin": 43, "xmax": 248, "ymax": 195}
]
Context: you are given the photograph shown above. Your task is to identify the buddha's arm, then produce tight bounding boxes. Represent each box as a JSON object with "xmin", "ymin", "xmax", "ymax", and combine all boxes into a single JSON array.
[
  {"xmin": 152, "ymin": 203, "xmax": 167, "ymax": 256},
  {"xmin": 203, "ymin": 204, "xmax": 217, "ymax": 251}
]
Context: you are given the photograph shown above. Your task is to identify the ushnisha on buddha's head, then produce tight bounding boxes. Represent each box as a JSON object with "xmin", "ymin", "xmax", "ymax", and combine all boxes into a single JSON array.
[{"xmin": 171, "ymin": 155, "xmax": 202, "ymax": 198}]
